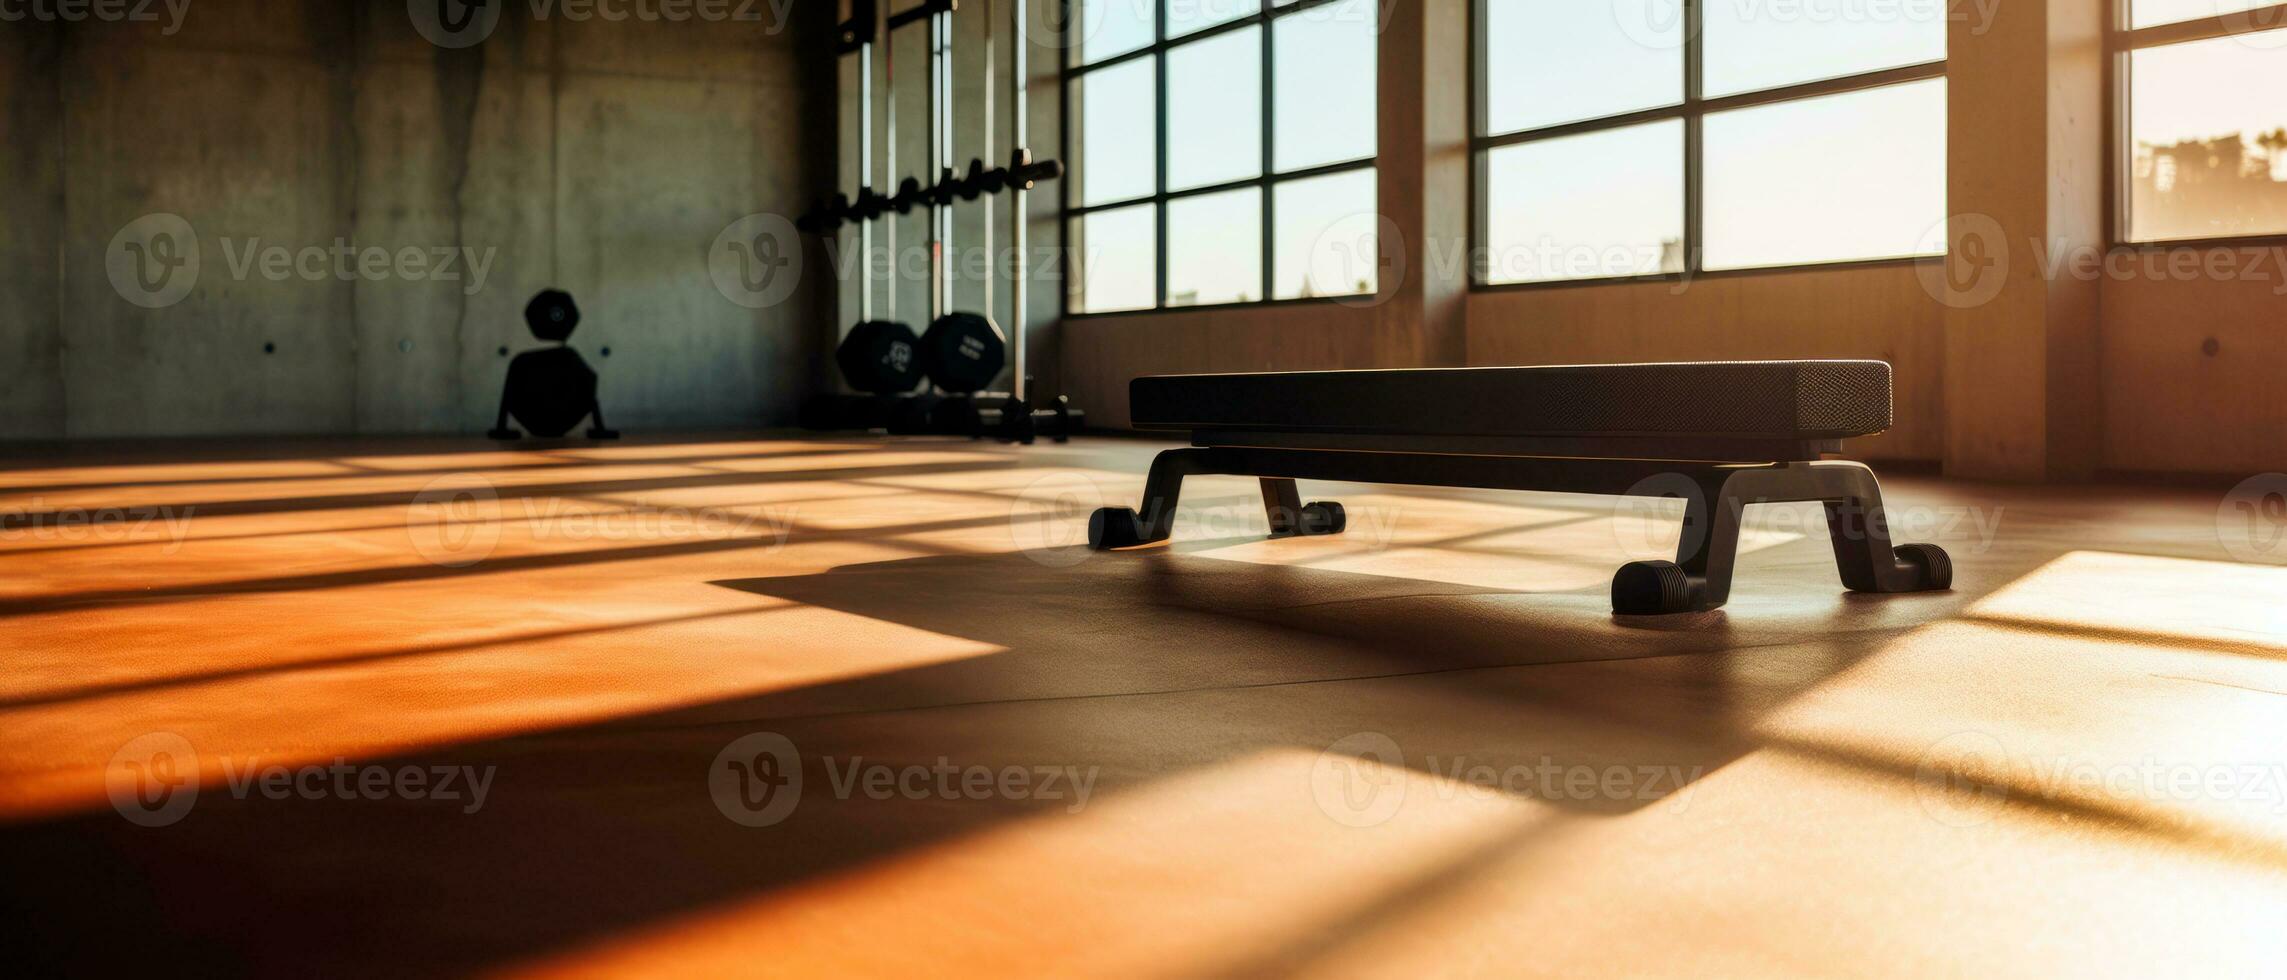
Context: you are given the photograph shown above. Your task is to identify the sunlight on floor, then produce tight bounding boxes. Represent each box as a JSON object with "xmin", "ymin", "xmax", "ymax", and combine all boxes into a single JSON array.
[{"xmin": 504, "ymin": 748, "xmax": 1547, "ymax": 978}]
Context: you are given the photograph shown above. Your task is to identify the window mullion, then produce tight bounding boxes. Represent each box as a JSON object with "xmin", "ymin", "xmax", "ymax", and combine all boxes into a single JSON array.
[
  {"xmin": 1154, "ymin": 2, "xmax": 1170, "ymax": 310},
  {"xmin": 1260, "ymin": 9, "xmax": 1276, "ymax": 305},
  {"xmin": 1684, "ymin": 0, "xmax": 1705, "ymax": 277}
]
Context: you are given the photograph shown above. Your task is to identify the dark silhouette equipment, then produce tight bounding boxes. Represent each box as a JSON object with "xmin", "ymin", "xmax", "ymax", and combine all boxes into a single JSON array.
[
  {"xmin": 488, "ymin": 289, "xmax": 620, "ymax": 440},
  {"xmin": 1090, "ymin": 360, "xmax": 1952, "ymax": 615},
  {"xmin": 795, "ymin": 0, "xmax": 1083, "ymax": 442}
]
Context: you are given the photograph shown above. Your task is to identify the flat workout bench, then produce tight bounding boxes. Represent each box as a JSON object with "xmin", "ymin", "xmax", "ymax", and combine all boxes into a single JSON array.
[{"xmin": 1087, "ymin": 360, "xmax": 1951, "ymax": 614}]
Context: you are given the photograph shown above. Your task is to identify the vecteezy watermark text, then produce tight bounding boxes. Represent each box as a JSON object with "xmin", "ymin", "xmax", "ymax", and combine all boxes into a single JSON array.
[
  {"xmin": 107, "ymin": 213, "xmax": 502, "ymax": 308},
  {"xmin": 1915, "ymin": 730, "xmax": 2287, "ymax": 828},
  {"xmin": 1311, "ymin": 732, "xmax": 1706, "ymax": 828},
  {"xmin": 218, "ymin": 238, "xmax": 497, "ymax": 296},
  {"xmin": 0, "ymin": 500, "xmax": 196, "ymax": 552},
  {"xmin": 107, "ymin": 732, "xmax": 496, "ymax": 827},
  {"xmin": 709, "ymin": 731, "xmax": 1100, "ymax": 828},
  {"xmin": 406, "ymin": 475, "xmax": 799, "ymax": 568},
  {"xmin": 0, "ymin": 0, "xmax": 189, "ymax": 34}
]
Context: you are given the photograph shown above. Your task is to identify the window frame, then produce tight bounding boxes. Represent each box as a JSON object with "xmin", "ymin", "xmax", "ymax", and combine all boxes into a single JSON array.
[
  {"xmin": 1468, "ymin": 0, "xmax": 1948, "ymax": 291},
  {"xmin": 1061, "ymin": 0, "xmax": 1381, "ymax": 318},
  {"xmin": 2107, "ymin": 0, "xmax": 2287, "ymax": 250}
]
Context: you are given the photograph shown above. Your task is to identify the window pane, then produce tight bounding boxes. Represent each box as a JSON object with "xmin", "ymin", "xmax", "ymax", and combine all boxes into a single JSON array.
[
  {"xmin": 1274, "ymin": 0, "xmax": 1377, "ymax": 171},
  {"xmin": 1168, "ymin": 0, "xmax": 1260, "ymax": 38},
  {"xmin": 1703, "ymin": 0, "xmax": 1945, "ymax": 98},
  {"xmin": 2127, "ymin": 31, "xmax": 2287, "ymax": 242},
  {"xmin": 1704, "ymin": 79, "xmax": 1946, "ymax": 270},
  {"xmin": 1076, "ymin": 0, "xmax": 1156, "ymax": 65},
  {"xmin": 1075, "ymin": 59, "xmax": 1158, "ymax": 207},
  {"xmin": 1168, "ymin": 188, "xmax": 1263, "ymax": 305},
  {"xmin": 1482, "ymin": 0, "xmax": 1682, "ymax": 135},
  {"xmin": 1274, "ymin": 169, "xmax": 1377, "ymax": 299},
  {"xmin": 1168, "ymin": 28, "xmax": 1263, "ymax": 191},
  {"xmin": 2131, "ymin": 0, "xmax": 2287, "ymax": 30},
  {"xmin": 1074, "ymin": 205, "xmax": 1158, "ymax": 313},
  {"xmin": 1484, "ymin": 120, "xmax": 1684, "ymax": 284}
]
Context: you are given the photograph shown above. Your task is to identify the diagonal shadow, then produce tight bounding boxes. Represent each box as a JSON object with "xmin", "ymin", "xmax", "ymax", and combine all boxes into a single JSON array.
[
  {"xmin": 0, "ymin": 604, "xmax": 797, "ymax": 711},
  {"xmin": 0, "ymin": 504, "xmax": 1031, "ymax": 619},
  {"xmin": 2, "ymin": 503, "xmax": 2250, "ymax": 976},
  {"xmin": 0, "ymin": 443, "xmax": 881, "ymax": 496},
  {"xmin": 0, "ymin": 456, "xmax": 1016, "ymax": 531},
  {"xmin": 0, "ymin": 548, "xmax": 1884, "ymax": 977}
]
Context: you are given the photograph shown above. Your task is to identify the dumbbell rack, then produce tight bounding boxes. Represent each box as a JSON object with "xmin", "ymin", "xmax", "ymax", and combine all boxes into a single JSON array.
[{"xmin": 797, "ymin": 0, "xmax": 1083, "ymax": 444}]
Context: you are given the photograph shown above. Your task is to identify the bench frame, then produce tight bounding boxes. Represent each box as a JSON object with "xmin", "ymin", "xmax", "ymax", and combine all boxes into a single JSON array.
[{"xmin": 1086, "ymin": 433, "xmax": 1951, "ymax": 614}]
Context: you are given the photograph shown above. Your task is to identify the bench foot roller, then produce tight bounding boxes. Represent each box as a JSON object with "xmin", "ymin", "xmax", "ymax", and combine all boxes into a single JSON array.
[
  {"xmin": 1089, "ymin": 507, "xmax": 1144, "ymax": 550},
  {"xmin": 1612, "ymin": 560, "xmax": 1700, "ymax": 615}
]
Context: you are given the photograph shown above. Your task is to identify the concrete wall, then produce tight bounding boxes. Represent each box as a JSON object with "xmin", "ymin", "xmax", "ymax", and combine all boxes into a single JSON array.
[{"xmin": 0, "ymin": 0, "xmax": 834, "ymax": 439}]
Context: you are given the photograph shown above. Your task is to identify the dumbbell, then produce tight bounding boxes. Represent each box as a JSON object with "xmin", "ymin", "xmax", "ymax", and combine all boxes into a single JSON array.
[
  {"xmin": 979, "ymin": 394, "xmax": 1084, "ymax": 445},
  {"xmin": 961, "ymin": 157, "xmax": 1008, "ymax": 199},
  {"xmin": 795, "ymin": 192, "xmax": 856, "ymax": 235},
  {"xmin": 1006, "ymin": 149, "xmax": 1064, "ymax": 192},
  {"xmin": 836, "ymin": 320, "xmax": 924, "ymax": 395},
  {"xmin": 888, "ymin": 176, "xmax": 926, "ymax": 215},
  {"xmin": 850, "ymin": 185, "xmax": 891, "ymax": 222},
  {"xmin": 920, "ymin": 167, "xmax": 963, "ymax": 208}
]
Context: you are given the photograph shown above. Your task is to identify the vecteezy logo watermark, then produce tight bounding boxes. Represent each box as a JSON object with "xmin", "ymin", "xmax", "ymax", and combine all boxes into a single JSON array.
[
  {"xmin": 1306, "ymin": 210, "xmax": 1404, "ymax": 309},
  {"xmin": 107, "ymin": 732, "xmax": 201, "ymax": 827},
  {"xmin": 2218, "ymin": 1, "xmax": 2287, "ymax": 49},
  {"xmin": 2219, "ymin": 474, "xmax": 2287, "ymax": 564},
  {"xmin": 1613, "ymin": 472, "xmax": 1708, "ymax": 562},
  {"xmin": 106, "ymin": 213, "xmax": 202, "ymax": 309},
  {"xmin": 409, "ymin": 0, "xmax": 505, "ymax": 48},
  {"xmin": 710, "ymin": 732, "xmax": 1101, "ymax": 827},
  {"xmin": 708, "ymin": 212, "xmax": 804, "ymax": 309},
  {"xmin": 710, "ymin": 732, "xmax": 804, "ymax": 827},
  {"xmin": 108, "ymin": 732, "xmax": 497, "ymax": 826},
  {"xmin": 1312, "ymin": 732, "xmax": 1409, "ymax": 828},
  {"xmin": 1011, "ymin": 471, "xmax": 1108, "ymax": 568},
  {"xmin": 1916, "ymin": 212, "xmax": 2010, "ymax": 310},
  {"xmin": 1913, "ymin": 730, "xmax": 2012, "ymax": 828},
  {"xmin": 1, "ymin": 0, "xmax": 190, "ymax": 34},
  {"xmin": 1312, "ymin": 732, "xmax": 1706, "ymax": 828},
  {"xmin": 408, "ymin": 475, "xmax": 504, "ymax": 568}
]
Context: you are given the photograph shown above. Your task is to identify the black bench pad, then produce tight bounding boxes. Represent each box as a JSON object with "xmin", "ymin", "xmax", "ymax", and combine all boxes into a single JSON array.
[{"xmin": 1129, "ymin": 360, "xmax": 1893, "ymax": 441}]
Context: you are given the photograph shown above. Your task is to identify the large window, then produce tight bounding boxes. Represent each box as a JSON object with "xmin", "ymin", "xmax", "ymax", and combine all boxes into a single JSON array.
[
  {"xmin": 1473, "ymin": 0, "xmax": 1947, "ymax": 285},
  {"xmin": 2114, "ymin": 2, "xmax": 2287, "ymax": 244},
  {"xmin": 1066, "ymin": 0, "xmax": 1380, "ymax": 314}
]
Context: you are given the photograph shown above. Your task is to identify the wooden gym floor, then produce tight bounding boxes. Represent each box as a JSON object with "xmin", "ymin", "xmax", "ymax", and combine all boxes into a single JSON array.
[{"xmin": 2, "ymin": 435, "xmax": 2283, "ymax": 976}]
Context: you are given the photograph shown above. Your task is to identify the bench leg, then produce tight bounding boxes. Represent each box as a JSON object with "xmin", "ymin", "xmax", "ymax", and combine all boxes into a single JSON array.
[
  {"xmin": 1818, "ymin": 462, "xmax": 1954, "ymax": 595},
  {"xmin": 1089, "ymin": 448, "xmax": 1211, "ymax": 549},
  {"xmin": 1259, "ymin": 478, "xmax": 1348, "ymax": 539},
  {"xmin": 1612, "ymin": 462, "xmax": 1952, "ymax": 614},
  {"xmin": 1261, "ymin": 478, "xmax": 1304, "ymax": 536},
  {"xmin": 1613, "ymin": 473, "xmax": 1741, "ymax": 615}
]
